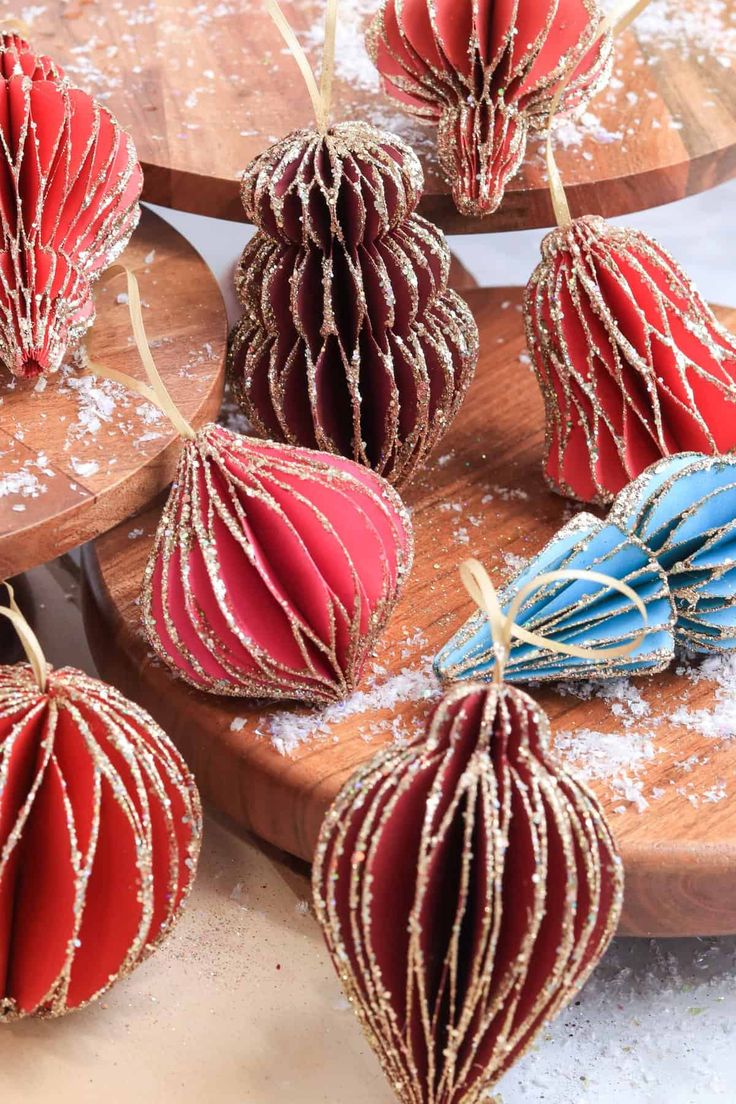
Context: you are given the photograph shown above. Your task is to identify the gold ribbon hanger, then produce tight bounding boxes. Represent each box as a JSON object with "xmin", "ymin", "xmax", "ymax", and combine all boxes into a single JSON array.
[
  {"xmin": 546, "ymin": 0, "xmax": 656, "ymax": 227},
  {"xmin": 1, "ymin": 16, "xmax": 33, "ymax": 38},
  {"xmin": 264, "ymin": 0, "xmax": 339, "ymax": 134},
  {"xmin": 0, "ymin": 583, "xmax": 48, "ymax": 692},
  {"xmin": 459, "ymin": 558, "xmax": 648, "ymax": 686},
  {"xmin": 83, "ymin": 266, "xmax": 196, "ymax": 441}
]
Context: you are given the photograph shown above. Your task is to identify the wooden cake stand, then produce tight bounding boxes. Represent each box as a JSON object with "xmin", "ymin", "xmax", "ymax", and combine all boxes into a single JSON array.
[
  {"xmin": 82, "ymin": 288, "xmax": 736, "ymax": 940},
  {"xmin": 29, "ymin": 0, "xmax": 736, "ymax": 233},
  {"xmin": 0, "ymin": 208, "xmax": 226, "ymax": 579}
]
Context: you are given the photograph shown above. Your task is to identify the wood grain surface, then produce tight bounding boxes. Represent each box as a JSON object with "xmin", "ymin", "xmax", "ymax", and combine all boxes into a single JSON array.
[
  {"xmin": 25, "ymin": 0, "xmax": 736, "ymax": 232},
  {"xmin": 82, "ymin": 287, "xmax": 736, "ymax": 938},
  {"xmin": 0, "ymin": 207, "xmax": 226, "ymax": 577}
]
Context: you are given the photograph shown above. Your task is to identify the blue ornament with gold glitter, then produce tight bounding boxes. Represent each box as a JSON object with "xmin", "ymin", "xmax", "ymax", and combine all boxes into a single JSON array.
[
  {"xmin": 609, "ymin": 453, "xmax": 736, "ymax": 652},
  {"xmin": 434, "ymin": 513, "xmax": 675, "ymax": 685}
]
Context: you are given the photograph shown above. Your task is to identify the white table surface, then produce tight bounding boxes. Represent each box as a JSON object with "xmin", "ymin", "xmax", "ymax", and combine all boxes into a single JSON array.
[{"xmin": 2, "ymin": 179, "xmax": 736, "ymax": 1103}]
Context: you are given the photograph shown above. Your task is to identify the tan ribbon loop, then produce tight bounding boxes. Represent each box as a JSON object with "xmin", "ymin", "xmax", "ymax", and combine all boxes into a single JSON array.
[
  {"xmin": 0, "ymin": 583, "xmax": 48, "ymax": 692},
  {"xmin": 2, "ymin": 16, "xmax": 33, "ymax": 38},
  {"xmin": 85, "ymin": 266, "xmax": 196, "ymax": 441},
  {"xmin": 546, "ymin": 0, "xmax": 655, "ymax": 227},
  {"xmin": 265, "ymin": 0, "xmax": 339, "ymax": 134},
  {"xmin": 460, "ymin": 558, "xmax": 649, "ymax": 685}
]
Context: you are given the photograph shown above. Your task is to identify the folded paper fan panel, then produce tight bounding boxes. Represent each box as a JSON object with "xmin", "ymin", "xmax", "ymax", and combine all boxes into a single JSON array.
[
  {"xmin": 610, "ymin": 453, "xmax": 736, "ymax": 652},
  {"xmin": 0, "ymin": 32, "xmax": 62, "ymax": 80},
  {"xmin": 313, "ymin": 681, "xmax": 623, "ymax": 1102},
  {"xmin": 368, "ymin": 0, "xmax": 612, "ymax": 216},
  {"xmin": 524, "ymin": 216, "xmax": 736, "ymax": 504},
  {"xmin": 0, "ymin": 664, "xmax": 201, "ymax": 1020},
  {"xmin": 435, "ymin": 513, "xmax": 675, "ymax": 684},
  {"xmin": 142, "ymin": 425, "xmax": 413, "ymax": 704}
]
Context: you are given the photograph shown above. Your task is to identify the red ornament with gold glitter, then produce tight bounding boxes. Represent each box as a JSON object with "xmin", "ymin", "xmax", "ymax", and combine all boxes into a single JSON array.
[
  {"xmin": 0, "ymin": 590, "xmax": 201, "ymax": 1021},
  {"xmin": 525, "ymin": 215, "xmax": 736, "ymax": 504},
  {"xmin": 367, "ymin": 0, "xmax": 612, "ymax": 217},
  {"xmin": 0, "ymin": 34, "xmax": 142, "ymax": 379},
  {"xmin": 313, "ymin": 563, "xmax": 623, "ymax": 1102},
  {"xmin": 142, "ymin": 424, "xmax": 414, "ymax": 704},
  {"xmin": 522, "ymin": 1, "xmax": 736, "ymax": 505},
  {"xmin": 227, "ymin": 2, "xmax": 479, "ymax": 487},
  {"xmin": 86, "ymin": 267, "xmax": 414, "ymax": 706}
]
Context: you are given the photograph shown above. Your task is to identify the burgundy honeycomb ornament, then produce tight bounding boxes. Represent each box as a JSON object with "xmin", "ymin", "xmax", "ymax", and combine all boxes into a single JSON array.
[
  {"xmin": 313, "ymin": 680, "xmax": 622, "ymax": 1101},
  {"xmin": 228, "ymin": 121, "xmax": 479, "ymax": 487}
]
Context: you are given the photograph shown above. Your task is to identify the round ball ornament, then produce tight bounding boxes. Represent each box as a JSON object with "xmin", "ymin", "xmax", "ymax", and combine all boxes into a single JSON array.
[
  {"xmin": 313, "ymin": 673, "xmax": 623, "ymax": 1101},
  {"xmin": 367, "ymin": 0, "xmax": 612, "ymax": 216},
  {"xmin": 0, "ymin": 35, "xmax": 142, "ymax": 379},
  {"xmin": 524, "ymin": 215, "xmax": 736, "ymax": 504},
  {"xmin": 0, "ymin": 598, "xmax": 201, "ymax": 1021}
]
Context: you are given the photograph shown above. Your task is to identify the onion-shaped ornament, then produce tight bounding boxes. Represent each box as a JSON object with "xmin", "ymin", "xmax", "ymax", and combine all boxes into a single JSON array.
[
  {"xmin": 142, "ymin": 425, "xmax": 413, "ymax": 703},
  {"xmin": 610, "ymin": 452, "xmax": 736, "ymax": 652},
  {"xmin": 0, "ymin": 40, "xmax": 142, "ymax": 378},
  {"xmin": 524, "ymin": 215, "xmax": 736, "ymax": 505},
  {"xmin": 436, "ymin": 513, "xmax": 675, "ymax": 684},
  {"xmin": 313, "ymin": 676, "xmax": 623, "ymax": 1102},
  {"xmin": 367, "ymin": 0, "xmax": 612, "ymax": 216},
  {"xmin": 0, "ymin": 591, "xmax": 201, "ymax": 1021}
]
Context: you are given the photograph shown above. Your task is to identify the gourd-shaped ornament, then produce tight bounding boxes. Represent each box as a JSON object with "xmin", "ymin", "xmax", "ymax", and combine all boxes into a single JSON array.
[
  {"xmin": 227, "ymin": 5, "xmax": 478, "ymax": 486},
  {"xmin": 0, "ymin": 591, "xmax": 201, "ymax": 1020},
  {"xmin": 0, "ymin": 34, "xmax": 142, "ymax": 378},
  {"xmin": 314, "ymin": 618, "xmax": 623, "ymax": 1100},
  {"xmin": 368, "ymin": 0, "xmax": 612, "ymax": 216}
]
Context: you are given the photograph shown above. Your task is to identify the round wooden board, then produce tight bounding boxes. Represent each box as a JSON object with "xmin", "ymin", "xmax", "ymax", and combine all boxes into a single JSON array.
[
  {"xmin": 81, "ymin": 286, "xmax": 736, "ymax": 939},
  {"xmin": 27, "ymin": 1, "xmax": 736, "ymax": 233},
  {"xmin": 0, "ymin": 207, "xmax": 226, "ymax": 578}
]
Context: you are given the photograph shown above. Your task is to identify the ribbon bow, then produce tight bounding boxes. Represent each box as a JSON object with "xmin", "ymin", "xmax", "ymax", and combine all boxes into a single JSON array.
[{"xmin": 459, "ymin": 558, "xmax": 648, "ymax": 686}]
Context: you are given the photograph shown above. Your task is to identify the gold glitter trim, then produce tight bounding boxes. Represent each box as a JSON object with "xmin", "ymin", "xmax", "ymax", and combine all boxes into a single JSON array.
[
  {"xmin": 141, "ymin": 425, "xmax": 414, "ymax": 704},
  {"xmin": 524, "ymin": 215, "xmax": 736, "ymax": 505},
  {"xmin": 0, "ymin": 664, "xmax": 201, "ymax": 1021}
]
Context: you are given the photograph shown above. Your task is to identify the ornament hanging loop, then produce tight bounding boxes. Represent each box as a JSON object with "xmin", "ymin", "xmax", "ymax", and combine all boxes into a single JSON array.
[
  {"xmin": 459, "ymin": 558, "xmax": 649, "ymax": 684},
  {"xmin": 0, "ymin": 583, "xmax": 48, "ymax": 692},
  {"xmin": 545, "ymin": 0, "xmax": 655, "ymax": 228},
  {"xmin": 1, "ymin": 16, "xmax": 32, "ymax": 38},
  {"xmin": 85, "ymin": 266, "xmax": 196, "ymax": 442},
  {"xmin": 265, "ymin": 0, "xmax": 339, "ymax": 134}
]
